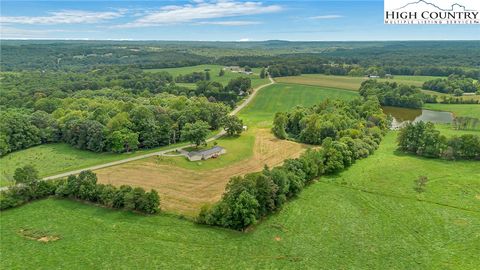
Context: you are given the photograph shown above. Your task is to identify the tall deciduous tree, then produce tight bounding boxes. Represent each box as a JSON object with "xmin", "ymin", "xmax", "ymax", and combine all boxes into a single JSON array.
[
  {"xmin": 223, "ymin": 115, "xmax": 243, "ymax": 136},
  {"xmin": 181, "ymin": 120, "xmax": 210, "ymax": 147}
]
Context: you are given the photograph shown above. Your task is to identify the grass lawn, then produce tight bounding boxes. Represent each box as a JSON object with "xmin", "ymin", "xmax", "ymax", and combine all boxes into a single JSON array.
[
  {"xmin": 422, "ymin": 90, "xmax": 480, "ymax": 102},
  {"xmin": 2, "ymin": 131, "xmax": 479, "ymax": 269},
  {"xmin": 436, "ymin": 123, "xmax": 480, "ymax": 136},
  {"xmin": 0, "ymin": 142, "xmax": 190, "ymax": 187},
  {"xmin": 423, "ymin": 103, "xmax": 480, "ymax": 118},
  {"xmin": 157, "ymin": 131, "xmax": 255, "ymax": 171},
  {"xmin": 239, "ymin": 83, "xmax": 359, "ymax": 127},
  {"xmin": 275, "ymin": 74, "xmax": 441, "ymax": 91},
  {"xmin": 144, "ymin": 64, "xmax": 270, "ymax": 88}
]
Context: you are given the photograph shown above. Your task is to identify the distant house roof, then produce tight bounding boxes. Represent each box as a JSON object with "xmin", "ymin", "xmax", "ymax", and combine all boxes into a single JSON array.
[{"xmin": 187, "ymin": 146, "xmax": 225, "ymax": 157}]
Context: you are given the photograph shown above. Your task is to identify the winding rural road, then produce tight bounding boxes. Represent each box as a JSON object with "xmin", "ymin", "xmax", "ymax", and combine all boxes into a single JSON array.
[{"xmin": 7, "ymin": 75, "xmax": 275, "ymax": 186}]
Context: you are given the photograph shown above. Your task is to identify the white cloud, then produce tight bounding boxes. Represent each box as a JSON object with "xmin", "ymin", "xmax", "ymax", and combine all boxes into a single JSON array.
[
  {"xmin": 118, "ymin": 0, "xmax": 281, "ymax": 28},
  {"xmin": 238, "ymin": 38, "xmax": 250, "ymax": 42},
  {"xmin": 0, "ymin": 26, "xmax": 98, "ymax": 38},
  {"xmin": 196, "ymin": 20, "xmax": 261, "ymax": 26},
  {"xmin": 0, "ymin": 10, "xmax": 125, "ymax": 25},
  {"xmin": 309, "ymin": 15, "xmax": 343, "ymax": 20}
]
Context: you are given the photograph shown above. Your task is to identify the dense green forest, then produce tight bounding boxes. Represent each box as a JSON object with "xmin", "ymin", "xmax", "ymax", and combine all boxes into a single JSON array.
[
  {"xmin": 1, "ymin": 40, "xmax": 478, "ymax": 157},
  {"xmin": 0, "ymin": 66, "xmax": 254, "ymax": 156},
  {"xmin": 2, "ymin": 40, "xmax": 479, "ymax": 78}
]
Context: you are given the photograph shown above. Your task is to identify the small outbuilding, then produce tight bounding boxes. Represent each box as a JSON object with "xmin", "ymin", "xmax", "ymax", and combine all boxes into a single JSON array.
[{"xmin": 187, "ymin": 146, "xmax": 227, "ymax": 161}]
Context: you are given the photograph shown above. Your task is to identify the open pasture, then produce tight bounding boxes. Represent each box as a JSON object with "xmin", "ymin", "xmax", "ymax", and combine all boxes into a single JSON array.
[
  {"xmin": 239, "ymin": 83, "xmax": 358, "ymax": 127},
  {"xmin": 144, "ymin": 64, "xmax": 269, "ymax": 88},
  {"xmin": 2, "ymin": 131, "xmax": 479, "ymax": 269},
  {"xmin": 275, "ymin": 74, "xmax": 441, "ymax": 91},
  {"xmin": 0, "ymin": 142, "xmax": 189, "ymax": 187},
  {"xmin": 424, "ymin": 103, "xmax": 480, "ymax": 118}
]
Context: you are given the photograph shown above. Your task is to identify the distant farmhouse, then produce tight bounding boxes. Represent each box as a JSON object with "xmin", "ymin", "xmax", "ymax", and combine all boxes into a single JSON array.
[{"xmin": 186, "ymin": 146, "xmax": 227, "ymax": 161}]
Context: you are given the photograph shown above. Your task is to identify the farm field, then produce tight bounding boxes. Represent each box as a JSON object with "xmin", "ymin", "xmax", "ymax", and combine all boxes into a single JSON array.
[
  {"xmin": 275, "ymin": 74, "xmax": 441, "ymax": 91},
  {"xmin": 422, "ymin": 90, "xmax": 480, "ymax": 102},
  {"xmin": 93, "ymin": 83, "xmax": 356, "ymax": 215},
  {"xmin": 424, "ymin": 103, "xmax": 480, "ymax": 118},
  {"xmin": 2, "ymin": 131, "xmax": 479, "ymax": 269},
  {"xmin": 95, "ymin": 129, "xmax": 308, "ymax": 215},
  {"xmin": 239, "ymin": 83, "xmax": 358, "ymax": 127},
  {"xmin": 144, "ymin": 64, "xmax": 270, "ymax": 88},
  {"xmin": 0, "ymin": 141, "xmax": 191, "ymax": 187}
]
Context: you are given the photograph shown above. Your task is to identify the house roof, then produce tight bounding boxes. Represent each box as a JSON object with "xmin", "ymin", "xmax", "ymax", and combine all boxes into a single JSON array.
[{"xmin": 187, "ymin": 146, "xmax": 224, "ymax": 157}]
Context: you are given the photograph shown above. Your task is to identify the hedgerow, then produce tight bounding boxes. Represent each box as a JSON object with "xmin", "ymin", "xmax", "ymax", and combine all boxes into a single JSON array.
[{"xmin": 197, "ymin": 98, "xmax": 389, "ymax": 230}]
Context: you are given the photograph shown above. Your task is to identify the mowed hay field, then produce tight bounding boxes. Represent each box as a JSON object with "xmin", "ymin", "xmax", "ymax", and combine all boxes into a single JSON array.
[
  {"xmin": 276, "ymin": 74, "xmax": 441, "ymax": 91},
  {"xmin": 144, "ymin": 64, "xmax": 270, "ymax": 88},
  {"xmin": 2, "ymin": 131, "xmax": 479, "ymax": 269},
  {"xmin": 95, "ymin": 129, "xmax": 309, "ymax": 215},
  {"xmin": 239, "ymin": 83, "xmax": 358, "ymax": 126},
  {"xmin": 94, "ymin": 83, "xmax": 357, "ymax": 215}
]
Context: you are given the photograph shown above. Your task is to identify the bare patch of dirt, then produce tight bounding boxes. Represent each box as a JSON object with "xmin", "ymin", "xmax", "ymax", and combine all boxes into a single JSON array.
[
  {"xmin": 95, "ymin": 129, "xmax": 309, "ymax": 216},
  {"xmin": 19, "ymin": 228, "xmax": 60, "ymax": 243}
]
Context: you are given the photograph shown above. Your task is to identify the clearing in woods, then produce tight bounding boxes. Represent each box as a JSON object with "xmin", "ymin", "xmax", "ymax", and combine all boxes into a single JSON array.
[
  {"xmin": 95, "ymin": 129, "xmax": 309, "ymax": 215},
  {"xmin": 144, "ymin": 64, "xmax": 270, "ymax": 88}
]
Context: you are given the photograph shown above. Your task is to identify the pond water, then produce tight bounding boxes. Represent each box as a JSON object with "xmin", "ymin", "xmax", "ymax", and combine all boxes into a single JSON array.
[{"xmin": 382, "ymin": 106, "xmax": 454, "ymax": 129}]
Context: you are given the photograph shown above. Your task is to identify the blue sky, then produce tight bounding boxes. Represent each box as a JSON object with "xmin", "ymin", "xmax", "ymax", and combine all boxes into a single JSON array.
[{"xmin": 1, "ymin": 0, "xmax": 478, "ymax": 40}]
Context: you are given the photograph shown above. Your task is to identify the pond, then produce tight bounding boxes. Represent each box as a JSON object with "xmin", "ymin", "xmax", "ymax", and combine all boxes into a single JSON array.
[{"xmin": 382, "ymin": 106, "xmax": 453, "ymax": 129}]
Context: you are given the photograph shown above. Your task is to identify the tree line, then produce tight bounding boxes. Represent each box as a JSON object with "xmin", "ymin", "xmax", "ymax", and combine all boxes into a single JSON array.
[
  {"xmin": 422, "ymin": 75, "xmax": 480, "ymax": 95},
  {"xmin": 0, "ymin": 93, "xmax": 230, "ymax": 156},
  {"xmin": 0, "ymin": 66, "xmax": 253, "ymax": 156},
  {"xmin": 359, "ymin": 80, "xmax": 424, "ymax": 109},
  {"xmin": 397, "ymin": 122, "xmax": 480, "ymax": 160},
  {"xmin": 0, "ymin": 168, "xmax": 160, "ymax": 213},
  {"xmin": 197, "ymin": 98, "xmax": 388, "ymax": 230}
]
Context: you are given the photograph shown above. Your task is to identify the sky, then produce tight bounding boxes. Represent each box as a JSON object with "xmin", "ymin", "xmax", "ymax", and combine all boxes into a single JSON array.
[{"xmin": 0, "ymin": 0, "xmax": 478, "ymax": 41}]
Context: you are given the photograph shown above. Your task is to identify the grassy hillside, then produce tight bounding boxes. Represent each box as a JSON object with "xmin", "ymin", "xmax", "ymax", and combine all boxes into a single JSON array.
[
  {"xmin": 2, "ymin": 132, "xmax": 479, "ymax": 269},
  {"xmin": 144, "ymin": 64, "xmax": 270, "ymax": 88},
  {"xmin": 0, "ymin": 142, "xmax": 189, "ymax": 187},
  {"xmin": 240, "ymin": 83, "xmax": 358, "ymax": 127},
  {"xmin": 424, "ymin": 104, "xmax": 480, "ymax": 118},
  {"xmin": 275, "ymin": 74, "xmax": 441, "ymax": 91}
]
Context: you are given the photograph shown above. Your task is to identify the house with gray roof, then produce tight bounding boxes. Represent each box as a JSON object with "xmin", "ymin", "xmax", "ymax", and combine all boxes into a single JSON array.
[{"xmin": 186, "ymin": 146, "xmax": 226, "ymax": 161}]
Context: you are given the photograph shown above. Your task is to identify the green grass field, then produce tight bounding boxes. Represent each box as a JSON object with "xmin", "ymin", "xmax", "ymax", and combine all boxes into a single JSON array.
[
  {"xmin": 424, "ymin": 104, "xmax": 480, "ymax": 118},
  {"xmin": 0, "ymin": 142, "xmax": 190, "ymax": 187},
  {"xmin": 158, "ymin": 83, "xmax": 358, "ymax": 170},
  {"xmin": 275, "ymin": 74, "xmax": 441, "ymax": 91},
  {"xmin": 2, "ymin": 131, "xmax": 479, "ymax": 269},
  {"xmin": 144, "ymin": 64, "xmax": 270, "ymax": 88},
  {"xmin": 157, "ymin": 132, "xmax": 255, "ymax": 171},
  {"xmin": 239, "ymin": 83, "xmax": 359, "ymax": 127}
]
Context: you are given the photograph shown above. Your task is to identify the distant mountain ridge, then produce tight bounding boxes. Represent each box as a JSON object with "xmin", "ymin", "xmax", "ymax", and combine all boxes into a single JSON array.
[{"xmin": 395, "ymin": 0, "xmax": 474, "ymax": 11}]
